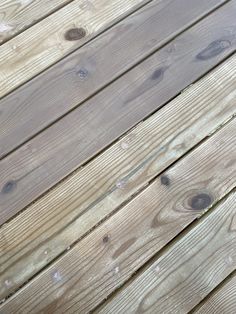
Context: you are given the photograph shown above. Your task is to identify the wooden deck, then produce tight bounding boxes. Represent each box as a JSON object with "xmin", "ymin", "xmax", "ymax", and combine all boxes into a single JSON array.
[{"xmin": 0, "ymin": 0, "xmax": 235, "ymax": 313}]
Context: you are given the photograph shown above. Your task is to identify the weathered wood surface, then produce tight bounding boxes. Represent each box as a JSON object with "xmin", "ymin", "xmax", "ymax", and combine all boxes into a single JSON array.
[
  {"xmin": 98, "ymin": 191, "xmax": 236, "ymax": 314},
  {"xmin": 0, "ymin": 0, "xmax": 228, "ymax": 158},
  {"xmin": 0, "ymin": 0, "xmax": 72, "ymax": 44},
  {"xmin": 1, "ymin": 115, "xmax": 235, "ymax": 313},
  {"xmin": 0, "ymin": 53, "xmax": 236, "ymax": 299},
  {"xmin": 193, "ymin": 273, "xmax": 236, "ymax": 314},
  {"xmin": 1, "ymin": 3, "xmax": 236, "ymax": 226},
  {"xmin": 0, "ymin": 0, "xmax": 150, "ymax": 99}
]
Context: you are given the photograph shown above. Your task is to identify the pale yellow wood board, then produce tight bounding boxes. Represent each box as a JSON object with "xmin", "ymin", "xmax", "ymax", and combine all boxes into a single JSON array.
[
  {"xmin": 0, "ymin": 54, "xmax": 236, "ymax": 299},
  {"xmin": 98, "ymin": 191, "xmax": 236, "ymax": 313},
  {"xmin": 193, "ymin": 273, "xmax": 236, "ymax": 314},
  {"xmin": 1, "ymin": 105, "xmax": 236, "ymax": 312},
  {"xmin": 0, "ymin": 0, "xmax": 149, "ymax": 98},
  {"xmin": 0, "ymin": 0, "xmax": 72, "ymax": 43}
]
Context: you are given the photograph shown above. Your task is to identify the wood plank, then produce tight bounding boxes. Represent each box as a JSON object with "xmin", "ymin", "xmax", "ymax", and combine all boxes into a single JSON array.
[
  {"xmin": 193, "ymin": 273, "xmax": 236, "ymax": 314},
  {"xmin": 1, "ymin": 3, "xmax": 236, "ymax": 225},
  {"xmin": 1, "ymin": 114, "xmax": 235, "ymax": 313},
  {"xmin": 0, "ymin": 0, "xmax": 228, "ymax": 158},
  {"xmin": 0, "ymin": 0, "xmax": 150, "ymax": 98},
  {"xmin": 0, "ymin": 53, "xmax": 235, "ymax": 300},
  {"xmin": 98, "ymin": 190, "xmax": 236, "ymax": 314},
  {"xmin": 0, "ymin": 0, "xmax": 72, "ymax": 44}
]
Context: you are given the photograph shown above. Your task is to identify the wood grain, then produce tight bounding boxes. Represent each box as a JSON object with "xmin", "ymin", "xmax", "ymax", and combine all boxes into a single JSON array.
[
  {"xmin": 0, "ymin": 0, "xmax": 150, "ymax": 98},
  {"xmin": 1, "ymin": 114, "xmax": 235, "ymax": 313},
  {"xmin": 98, "ymin": 190, "xmax": 236, "ymax": 314},
  {"xmin": 0, "ymin": 53, "xmax": 236, "ymax": 299},
  {"xmin": 0, "ymin": 0, "xmax": 72, "ymax": 44},
  {"xmin": 0, "ymin": 0, "xmax": 228, "ymax": 158},
  {"xmin": 193, "ymin": 273, "xmax": 236, "ymax": 314},
  {"xmin": 0, "ymin": 3, "xmax": 236, "ymax": 226}
]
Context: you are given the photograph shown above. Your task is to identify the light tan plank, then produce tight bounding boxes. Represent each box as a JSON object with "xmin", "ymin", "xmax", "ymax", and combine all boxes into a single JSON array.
[
  {"xmin": 98, "ymin": 190, "xmax": 236, "ymax": 314},
  {"xmin": 1, "ymin": 2, "xmax": 236, "ymax": 226},
  {"xmin": 0, "ymin": 0, "xmax": 150, "ymax": 98},
  {"xmin": 0, "ymin": 0, "xmax": 227, "ymax": 158},
  {"xmin": 0, "ymin": 0, "xmax": 72, "ymax": 43},
  {"xmin": 193, "ymin": 273, "xmax": 236, "ymax": 314},
  {"xmin": 1, "ymin": 113, "xmax": 235, "ymax": 312},
  {"xmin": 0, "ymin": 54, "xmax": 236, "ymax": 300}
]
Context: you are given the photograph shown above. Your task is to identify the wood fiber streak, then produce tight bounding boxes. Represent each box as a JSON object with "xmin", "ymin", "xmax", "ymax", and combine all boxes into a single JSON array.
[
  {"xmin": 0, "ymin": 0, "xmax": 228, "ymax": 157},
  {"xmin": 0, "ymin": 54, "xmax": 236, "ymax": 299},
  {"xmin": 0, "ymin": 0, "xmax": 72, "ymax": 43},
  {"xmin": 98, "ymin": 191, "xmax": 236, "ymax": 313},
  {"xmin": 1, "ymin": 117, "xmax": 235, "ymax": 313},
  {"xmin": 0, "ymin": 3, "xmax": 236, "ymax": 226},
  {"xmin": 193, "ymin": 273, "xmax": 236, "ymax": 314},
  {"xmin": 0, "ymin": 0, "xmax": 149, "ymax": 98}
]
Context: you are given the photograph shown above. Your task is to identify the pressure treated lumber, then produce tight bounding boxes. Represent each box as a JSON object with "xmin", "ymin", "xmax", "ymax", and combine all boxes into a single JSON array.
[
  {"xmin": 0, "ymin": 0, "xmax": 150, "ymax": 98},
  {"xmin": 0, "ymin": 0, "xmax": 72, "ymax": 43},
  {"xmin": 0, "ymin": 0, "xmax": 229, "ymax": 158},
  {"xmin": 0, "ymin": 116, "xmax": 235, "ymax": 313},
  {"xmin": 0, "ymin": 4, "xmax": 236, "ymax": 227},
  {"xmin": 0, "ymin": 53, "xmax": 236, "ymax": 299},
  {"xmin": 98, "ymin": 190, "xmax": 236, "ymax": 314},
  {"xmin": 193, "ymin": 273, "xmax": 236, "ymax": 314}
]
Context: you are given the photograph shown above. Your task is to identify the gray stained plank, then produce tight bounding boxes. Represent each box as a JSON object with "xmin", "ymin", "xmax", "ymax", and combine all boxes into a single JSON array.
[
  {"xmin": 0, "ymin": 115, "xmax": 235, "ymax": 313},
  {"xmin": 193, "ymin": 273, "xmax": 236, "ymax": 314},
  {"xmin": 0, "ymin": 1, "xmax": 236, "ymax": 226},
  {"xmin": 0, "ymin": 53, "xmax": 235, "ymax": 299},
  {"xmin": 98, "ymin": 190, "xmax": 236, "ymax": 314},
  {"xmin": 0, "ymin": 0, "xmax": 72, "ymax": 44},
  {"xmin": 0, "ymin": 0, "xmax": 228, "ymax": 159}
]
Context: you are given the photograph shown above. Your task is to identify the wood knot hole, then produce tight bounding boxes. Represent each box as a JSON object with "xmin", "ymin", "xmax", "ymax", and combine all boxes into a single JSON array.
[
  {"xmin": 189, "ymin": 193, "xmax": 212, "ymax": 210},
  {"xmin": 65, "ymin": 27, "xmax": 86, "ymax": 41},
  {"xmin": 160, "ymin": 175, "xmax": 170, "ymax": 186},
  {"xmin": 103, "ymin": 235, "xmax": 110, "ymax": 244},
  {"xmin": 2, "ymin": 180, "xmax": 17, "ymax": 194}
]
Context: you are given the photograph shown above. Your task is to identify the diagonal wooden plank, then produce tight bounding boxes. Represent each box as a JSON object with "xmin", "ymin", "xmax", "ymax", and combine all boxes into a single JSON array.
[
  {"xmin": 193, "ymin": 272, "xmax": 236, "ymax": 314},
  {"xmin": 0, "ymin": 0, "xmax": 229, "ymax": 158},
  {"xmin": 0, "ymin": 53, "xmax": 236, "ymax": 300},
  {"xmin": 0, "ymin": 2, "xmax": 236, "ymax": 226},
  {"xmin": 0, "ymin": 0, "xmax": 151, "ymax": 98},
  {"xmin": 98, "ymin": 190, "xmax": 236, "ymax": 314},
  {"xmin": 1, "ymin": 113, "xmax": 235, "ymax": 313},
  {"xmin": 0, "ymin": 53, "xmax": 235, "ymax": 300},
  {"xmin": 0, "ymin": 0, "xmax": 73, "ymax": 44}
]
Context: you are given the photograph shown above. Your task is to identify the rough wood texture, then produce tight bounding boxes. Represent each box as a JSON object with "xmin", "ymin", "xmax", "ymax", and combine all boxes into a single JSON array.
[
  {"xmin": 0, "ymin": 0, "xmax": 72, "ymax": 44},
  {"xmin": 193, "ymin": 273, "xmax": 236, "ymax": 314},
  {"xmin": 1, "ymin": 116, "xmax": 235, "ymax": 313},
  {"xmin": 0, "ymin": 53, "xmax": 236, "ymax": 299},
  {"xmin": 98, "ymin": 191, "xmax": 236, "ymax": 314},
  {"xmin": 0, "ymin": 0, "xmax": 228, "ymax": 158},
  {"xmin": 0, "ymin": 0, "xmax": 150, "ymax": 98},
  {"xmin": 1, "ymin": 3, "xmax": 236, "ymax": 226}
]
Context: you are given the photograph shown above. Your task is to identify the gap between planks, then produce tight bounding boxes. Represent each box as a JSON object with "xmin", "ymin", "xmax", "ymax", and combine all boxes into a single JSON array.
[
  {"xmin": 0, "ymin": 0, "xmax": 75, "ymax": 44},
  {"xmin": 0, "ymin": 53, "xmax": 236, "ymax": 301},
  {"xmin": 1, "ymin": 2, "xmax": 236, "ymax": 226},
  {"xmin": 0, "ymin": 0, "xmax": 230, "ymax": 158},
  {"xmin": 192, "ymin": 271, "xmax": 236, "ymax": 314},
  {"xmin": 97, "ymin": 189, "xmax": 236, "ymax": 313},
  {"xmin": 1, "ymin": 112, "xmax": 235, "ymax": 313},
  {"xmin": 0, "ymin": 0, "xmax": 153, "ymax": 98}
]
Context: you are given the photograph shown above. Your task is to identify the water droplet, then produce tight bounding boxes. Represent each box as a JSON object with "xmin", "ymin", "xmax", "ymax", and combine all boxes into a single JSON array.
[
  {"xmin": 52, "ymin": 270, "xmax": 61, "ymax": 282},
  {"xmin": 114, "ymin": 266, "xmax": 119, "ymax": 274},
  {"xmin": 121, "ymin": 141, "xmax": 129, "ymax": 150},
  {"xmin": 116, "ymin": 179, "xmax": 126, "ymax": 189},
  {"xmin": 4, "ymin": 279, "xmax": 11, "ymax": 287}
]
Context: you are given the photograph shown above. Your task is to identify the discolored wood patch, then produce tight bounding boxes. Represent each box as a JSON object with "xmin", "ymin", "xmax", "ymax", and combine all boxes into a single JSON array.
[{"xmin": 64, "ymin": 27, "xmax": 86, "ymax": 41}]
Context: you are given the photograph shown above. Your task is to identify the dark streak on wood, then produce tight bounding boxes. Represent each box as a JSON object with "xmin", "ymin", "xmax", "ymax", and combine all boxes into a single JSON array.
[
  {"xmin": 160, "ymin": 175, "xmax": 170, "ymax": 186},
  {"xmin": 64, "ymin": 28, "xmax": 86, "ymax": 41},
  {"xmin": 1, "ymin": 181, "xmax": 17, "ymax": 194},
  {"xmin": 196, "ymin": 39, "xmax": 231, "ymax": 61},
  {"xmin": 188, "ymin": 193, "xmax": 213, "ymax": 210}
]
